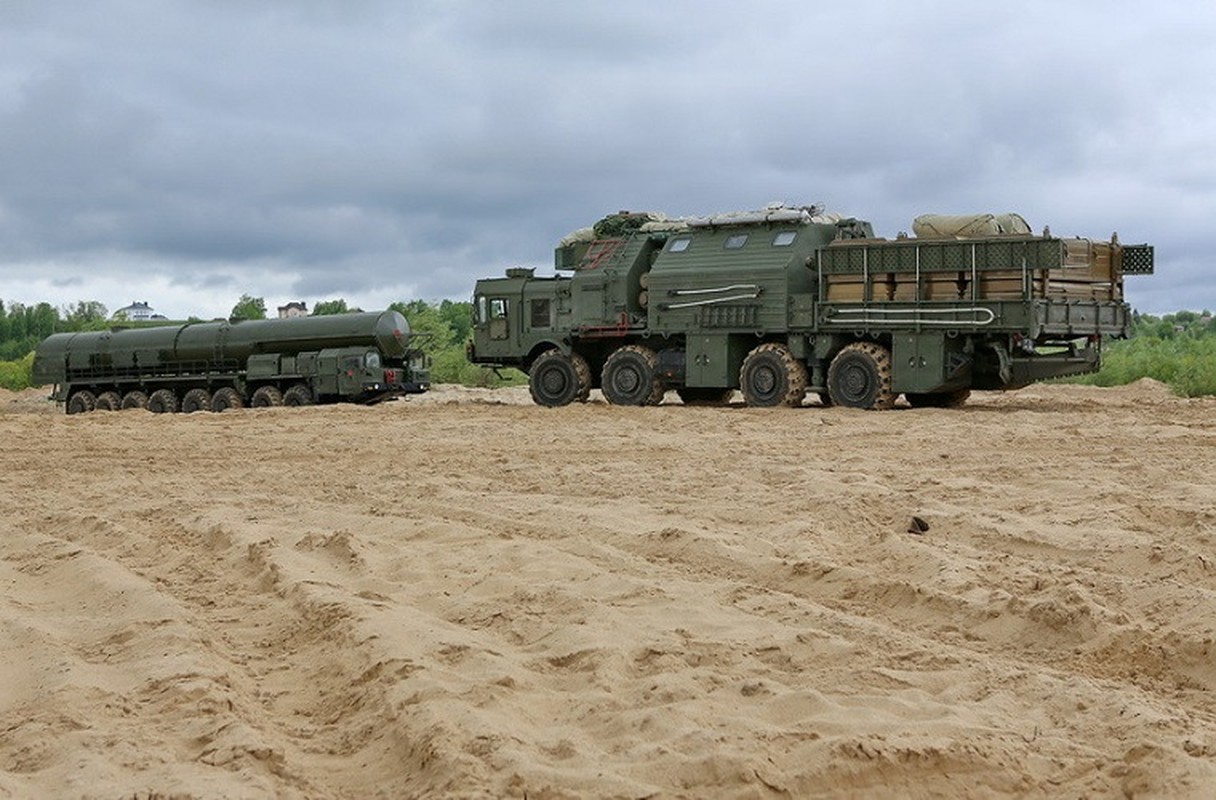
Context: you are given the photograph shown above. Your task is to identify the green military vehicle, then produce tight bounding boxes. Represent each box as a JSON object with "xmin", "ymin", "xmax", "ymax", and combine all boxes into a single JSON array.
[
  {"xmin": 468, "ymin": 205, "xmax": 1153, "ymax": 408},
  {"xmin": 33, "ymin": 310, "xmax": 430, "ymax": 414}
]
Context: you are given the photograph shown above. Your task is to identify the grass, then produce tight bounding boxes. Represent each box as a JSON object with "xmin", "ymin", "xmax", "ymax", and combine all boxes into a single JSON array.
[{"xmin": 1074, "ymin": 336, "xmax": 1216, "ymax": 397}]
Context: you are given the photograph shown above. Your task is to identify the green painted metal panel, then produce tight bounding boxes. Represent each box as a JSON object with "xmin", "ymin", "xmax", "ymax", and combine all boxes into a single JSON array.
[{"xmin": 685, "ymin": 334, "xmax": 748, "ymax": 388}]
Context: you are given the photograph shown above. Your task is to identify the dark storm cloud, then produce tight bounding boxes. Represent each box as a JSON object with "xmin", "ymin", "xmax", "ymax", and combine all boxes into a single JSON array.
[{"xmin": 0, "ymin": 1, "xmax": 1212, "ymax": 316}]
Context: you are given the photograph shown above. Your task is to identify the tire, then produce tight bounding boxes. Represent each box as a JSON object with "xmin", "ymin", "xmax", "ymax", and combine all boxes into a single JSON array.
[
  {"xmin": 147, "ymin": 389, "xmax": 179, "ymax": 414},
  {"xmin": 121, "ymin": 390, "xmax": 149, "ymax": 411},
  {"xmin": 211, "ymin": 387, "xmax": 245, "ymax": 412},
  {"xmin": 906, "ymin": 389, "xmax": 971, "ymax": 409},
  {"xmin": 602, "ymin": 345, "xmax": 665, "ymax": 406},
  {"xmin": 570, "ymin": 352, "xmax": 592, "ymax": 403},
  {"xmin": 181, "ymin": 388, "xmax": 213, "ymax": 413},
  {"xmin": 94, "ymin": 391, "xmax": 122, "ymax": 411},
  {"xmin": 739, "ymin": 343, "xmax": 808, "ymax": 407},
  {"xmin": 528, "ymin": 349, "xmax": 582, "ymax": 407},
  {"xmin": 827, "ymin": 342, "xmax": 896, "ymax": 410},
  {"xmin": 67, "ymin": 390, "xmax": 97, "ymax": 415},
  {"xmin": 251, "ymin": 385, "xmax": 284, "ymax": 408},
  {"xmin": 677, "ymin": 387, "xmax": 734, "ymax": 406},
  {"xmin": 283, "ymin": 384, "xmax": 314, "ymax": 407}
]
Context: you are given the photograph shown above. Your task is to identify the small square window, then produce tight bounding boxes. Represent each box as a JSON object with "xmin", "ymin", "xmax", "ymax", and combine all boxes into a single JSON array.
[
  {"xmin": 724, "ymin": 234, "xmax": 748, "ymax": 250},
  {"xmin": 530, "ymin": 298, "xmax": 552, "ymax": 328},
  {"xmin": 773, "ymin": 231, "xmax": 797, "ymax": 247},
  {"xmin": 669, "ymin": 237, "xmax": 692, "ymax": 253}
]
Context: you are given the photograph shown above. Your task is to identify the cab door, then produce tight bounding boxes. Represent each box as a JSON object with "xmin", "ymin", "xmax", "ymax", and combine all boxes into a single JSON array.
[
  {"xmin": 471, "ymin": 282, "xmax": 523, "ymax": 362},
  {"xmin": 334, "ymin": 351, "xmax": 363, "ymax": 397}
]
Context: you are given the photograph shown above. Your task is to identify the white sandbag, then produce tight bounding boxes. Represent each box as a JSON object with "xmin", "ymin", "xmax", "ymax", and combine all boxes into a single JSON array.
[{"xmin": 557, "ymin": 227, "xmax": 596, "ymax": 248}]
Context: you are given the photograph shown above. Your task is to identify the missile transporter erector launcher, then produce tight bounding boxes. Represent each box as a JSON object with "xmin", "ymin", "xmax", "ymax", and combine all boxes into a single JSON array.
[
  {"xmin": 469, "ymin": 206, "xmax": 1154, "ymax": 408},
  {"xmin": 34, "ymin": 310, "xmax": 430, "ymax": 414}
]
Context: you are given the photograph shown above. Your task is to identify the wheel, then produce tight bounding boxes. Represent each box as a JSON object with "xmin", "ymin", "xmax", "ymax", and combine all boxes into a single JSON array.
[
  {"xmin": 121, "ymin": 390, "xmax": 149, "ymax": 410},
  {"xmin": 601, "ymin": 345, "xmax": 665, "ymax": 406},
  {"xmin": 906, "ymin": 389, "xmax": 971, "ymax": 409},
  {"xmin": 66, "ymin": 390, "xmax": 97, "ymax": 415},
  {"xmin": 251, "ymin": 385, "xmax": 284, "ymax": 408},
  {"xmin": 181, "ymin": 388, "xmax": 213, "ymax": 413},
  {"xmin": 283, "ymin": 384, "xmax": 314, "ymax": 406},
  {"xmin": 827, "ymin": 342, "xmax": 896, "ymax": 410},
  {"xmin": 528, "ymin": 349, "xmax": 582, "ymax": 407},
  {"xmin": 211, "ymin": 387, "xmax": 245, "ymax": 412},
  {"xmin": 739, "ymin": 343, "xmax": 807, "ymax": 407},
  {"xmin": 94, "ymin": 391, "xmax": 122, "ymax": 411},
  {"xmin": 147, "ymin": 389, "xmax": 179, "ymax": 414},
  {"xmin": 676, "ymin": 387, "xmax": 734, "ymax": 406}
]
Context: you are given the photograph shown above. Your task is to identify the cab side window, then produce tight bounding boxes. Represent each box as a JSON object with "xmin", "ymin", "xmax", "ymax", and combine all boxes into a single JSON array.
[{"xmin": 488, "ymin": 298, "xmax": 509, "ymax": 340}]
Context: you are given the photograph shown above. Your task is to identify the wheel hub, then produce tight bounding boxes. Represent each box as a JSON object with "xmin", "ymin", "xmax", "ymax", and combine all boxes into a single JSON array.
[
  {"xmin": 614, "ymin": 368, "xmax": 641, "ymax": 394},
  {"xmin": 752, "ymin": 366, "xmax": 777, "ymax": 397},
  {"xmin": 842, "ymin": 365, "xmax": 869, "ymax": 399},
  {"xmin": 541, "ymin": 368, "xmax": 568, "ymax": 394}
]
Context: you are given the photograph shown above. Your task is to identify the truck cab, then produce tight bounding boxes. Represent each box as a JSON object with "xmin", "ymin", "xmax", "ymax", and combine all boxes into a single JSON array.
[{"xmin": 470, "ymin": 268, "xmax": 571, "ymax": 369}]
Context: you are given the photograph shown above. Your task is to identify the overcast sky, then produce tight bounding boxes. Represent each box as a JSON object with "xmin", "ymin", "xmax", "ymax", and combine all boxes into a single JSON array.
[{"xmin": 1, "ymin": 1, "xmax": 1211, "ymax": 319}]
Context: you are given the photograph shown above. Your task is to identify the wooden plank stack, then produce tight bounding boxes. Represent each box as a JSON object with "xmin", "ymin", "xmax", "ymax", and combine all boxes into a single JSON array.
[{"xmin": 820, "ymin": 238, "xmax": 1121, "ymax": 303}]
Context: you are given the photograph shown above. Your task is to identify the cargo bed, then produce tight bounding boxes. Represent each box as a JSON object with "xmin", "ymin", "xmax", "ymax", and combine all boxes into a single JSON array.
[{"xmin": 814, "ymin": 235, "xmax": 1150, "ymax": 339}]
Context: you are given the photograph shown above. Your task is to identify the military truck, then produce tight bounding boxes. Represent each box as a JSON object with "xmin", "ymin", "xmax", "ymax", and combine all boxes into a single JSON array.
[
  {"xmin": 468, "ymin": 205, "xmax": 1153, "ymax": 408},
  {"xmin": 33, "ymin": 310, "xmax": 430, "ymax": 414}
]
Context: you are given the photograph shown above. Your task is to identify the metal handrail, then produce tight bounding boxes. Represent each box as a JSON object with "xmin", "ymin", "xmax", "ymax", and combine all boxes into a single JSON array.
[
  {"xmin": 663, "ymin": 292, "xmax": 762, "ymax": 310},
  {"xmin": 826, "ymin": 306, "xmax": 997, "ymax": 327},
  {"xmin": 667, "ymin": 284, "xmax": 760, "ymax": 297}
]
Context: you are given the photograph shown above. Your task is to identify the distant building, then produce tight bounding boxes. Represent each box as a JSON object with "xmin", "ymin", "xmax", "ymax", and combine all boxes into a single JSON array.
[
  {"xmin": 114, "ymin": 301, "xmax": 160, "ymax": 321},
  {"xmin": 278, "ymin": 301, "xmax": 308, "ymax": 319}
]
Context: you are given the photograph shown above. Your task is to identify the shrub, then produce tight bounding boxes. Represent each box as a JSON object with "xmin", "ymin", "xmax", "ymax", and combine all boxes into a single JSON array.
[{"xmin": 0, "ymin": 352, "xmax": 35, "ymax": 391}]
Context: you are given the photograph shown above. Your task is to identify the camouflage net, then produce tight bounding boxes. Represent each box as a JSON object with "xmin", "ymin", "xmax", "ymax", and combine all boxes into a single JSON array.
[
  {"xmin": 591, "ymin": 211, "xmax": 671, "ymax": 238},
  {"xmin": 559, "ymin": 203, "xmax": 843, "ymax": 246}
]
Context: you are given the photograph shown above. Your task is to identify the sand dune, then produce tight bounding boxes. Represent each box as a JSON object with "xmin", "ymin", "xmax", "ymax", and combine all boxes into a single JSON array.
[{"xmin": 2, "ymin": 382, "xmax": 1215, "ymax": 798}]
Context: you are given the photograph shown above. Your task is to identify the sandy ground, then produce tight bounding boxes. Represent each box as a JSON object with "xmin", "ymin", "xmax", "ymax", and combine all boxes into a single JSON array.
[{"xmin": 1, "ymin": 381, "xmax": 1215, "ymax": 798}]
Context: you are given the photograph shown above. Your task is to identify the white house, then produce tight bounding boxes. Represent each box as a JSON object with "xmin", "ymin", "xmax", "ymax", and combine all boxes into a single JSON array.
[{"xmin": 114, "ymin": 301, "xmax": 159, "ymax": 321}]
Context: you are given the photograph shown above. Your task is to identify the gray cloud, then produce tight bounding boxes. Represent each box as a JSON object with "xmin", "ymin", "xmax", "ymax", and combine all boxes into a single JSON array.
[{"xmin": 0, "ymin": 1, "xmax": 1211, "ymax": 317}]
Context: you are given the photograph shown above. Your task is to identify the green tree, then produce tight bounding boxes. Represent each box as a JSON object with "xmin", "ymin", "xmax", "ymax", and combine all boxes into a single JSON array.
[
  {"xmin": 391, "ymin": 300, "xmax": 455, "ymax": 344},
  {"xmin": 230, "ymin": 294, "xmax": 267, "ymax": 320},
  {"xmin": 438, "ymin": 299, "xmax": 473, "ymax": 344},
  {"xmin": 63, "ymin": 300, "xmax": 109, "ymax": 331},
  {"xmin": 28, "ymin": 303, "xmax": 57, "ymax": 339},
  {"xmin": 311, "ymin": 299, "xmax": 350, "ymax": 315},
  {"xmin": 6, "ymin": 302, "xmax": 28, "ymax": 340}
]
